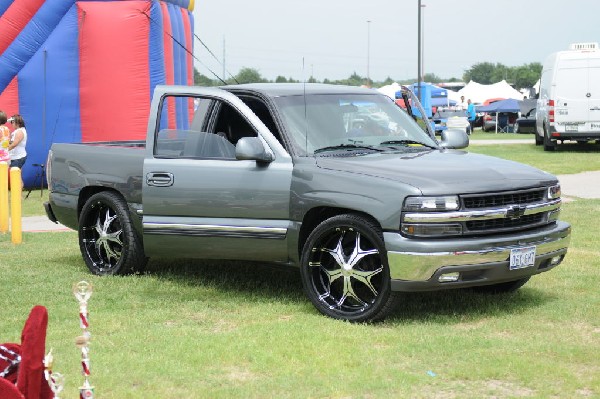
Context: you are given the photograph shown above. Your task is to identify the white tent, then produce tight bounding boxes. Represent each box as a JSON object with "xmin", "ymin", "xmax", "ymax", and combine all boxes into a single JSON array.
[
  {"xmin": 377, "ymin": 82, "xmax": 402, "ymax": 99},
  {"xmin": 457, "ymin": 80, "xmax": 524, "ymax": 104}
]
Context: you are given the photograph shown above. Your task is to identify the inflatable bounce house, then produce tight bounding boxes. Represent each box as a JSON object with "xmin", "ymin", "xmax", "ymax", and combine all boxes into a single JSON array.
[{"xmin": 0, "ymin": 0, "xmax": 195, "ymax": 186}]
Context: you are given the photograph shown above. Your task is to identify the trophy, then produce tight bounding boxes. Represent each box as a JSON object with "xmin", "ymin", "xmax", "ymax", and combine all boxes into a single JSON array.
[
  {"xmin": 44, "ymin": 351, "xmax": 65, "ymax": 399},
  {"xmin": 73, "ymin": 281, "xmax": 94, "ymax": 399},
  {"xmin": 48, "ymin": 372, "xmax": 65, "ymax": 399}
]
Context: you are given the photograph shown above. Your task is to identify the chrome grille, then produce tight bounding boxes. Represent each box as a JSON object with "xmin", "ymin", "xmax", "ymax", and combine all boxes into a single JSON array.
[
  {"xmin": 460, "ymin": 188, "xmax": 553, "ymax": 235},
  {"xmin": 463, "ymin": 189, "xmax": 545, "ymax": 208},
  {"xmin": 466, "ymin": 213, "xmax": 545, "ymax": 232}
]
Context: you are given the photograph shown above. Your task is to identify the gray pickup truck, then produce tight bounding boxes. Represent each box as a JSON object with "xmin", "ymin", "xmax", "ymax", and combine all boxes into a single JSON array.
[{"xmin": 45, "ymin": 84, "xmax": 571, "ymax": 322}]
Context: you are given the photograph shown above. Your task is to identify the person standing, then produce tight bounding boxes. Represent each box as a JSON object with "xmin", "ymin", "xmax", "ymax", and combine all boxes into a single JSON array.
[
  {"xmin": 8, "ymin": 114, "xmax": 27, "ymax": 169},
  {"xmin": 466, "ymin": 99, "xmax": 477, "ymax": 133},
  {"xmin": 459, "ymin": 95, "xmax": 467, "ymax": 110},
  {"xmin": 0, "ymin": 111, "xmax": 10, "ymax": 165}
]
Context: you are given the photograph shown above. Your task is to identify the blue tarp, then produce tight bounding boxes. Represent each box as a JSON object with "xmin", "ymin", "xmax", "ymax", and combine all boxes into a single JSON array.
[{"xmin": 477, "ymin": 98, "xmax": 521, "ymax": 113}]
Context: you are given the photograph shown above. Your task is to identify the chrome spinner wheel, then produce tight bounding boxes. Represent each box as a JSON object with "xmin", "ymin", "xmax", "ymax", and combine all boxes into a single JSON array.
[{"xmin": 301, "ymin": 214, "xmax": 396, "ymax": 322}]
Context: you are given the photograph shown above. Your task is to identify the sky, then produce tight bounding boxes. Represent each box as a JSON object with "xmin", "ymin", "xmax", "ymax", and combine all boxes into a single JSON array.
[{"xmin": 193, "ymin": 0, "xmax": 600, "ymax": 83}]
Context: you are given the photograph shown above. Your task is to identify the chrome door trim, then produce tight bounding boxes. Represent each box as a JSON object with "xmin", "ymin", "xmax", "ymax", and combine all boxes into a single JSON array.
[{"xmin": 144, "ymin": 222, "xmax": 287, "ymax": 239}]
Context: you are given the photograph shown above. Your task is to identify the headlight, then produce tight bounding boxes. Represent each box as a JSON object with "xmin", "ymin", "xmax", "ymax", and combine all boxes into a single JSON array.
[
  {"xmin": 548, "ymin": 184, "xmax": 561, "ymax": 200},
  {"xmin": 403, "ymin": 196, "xmax": 460, "ymax": 212}
]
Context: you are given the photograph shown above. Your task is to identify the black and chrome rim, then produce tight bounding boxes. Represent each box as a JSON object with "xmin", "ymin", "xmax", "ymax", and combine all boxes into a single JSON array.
[
  {"xmin": 307, "ymin": 226, "xmax": 384, "ymax": 316},
  {"xmin": 81, "ymin": 201, "xmax": 123, "ymax": 272}
]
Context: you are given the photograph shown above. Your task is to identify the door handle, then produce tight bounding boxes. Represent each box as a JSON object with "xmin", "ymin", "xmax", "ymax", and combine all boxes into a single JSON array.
[{"xmin": 146, "ymin": 172, "xmax": 174, "ymax": 187}]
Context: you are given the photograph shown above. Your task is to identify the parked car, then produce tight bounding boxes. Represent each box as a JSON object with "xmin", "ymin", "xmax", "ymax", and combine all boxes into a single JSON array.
[
  {"xmin": 432, "ymin": 109, "xmax": 471, "ymax": 135},
  {"xmin": 482, "ymin": 112, "xmax": 518, "ymax": 132},
  {"xmin": 514, "ymin": 108, "xmax": 536, "ymax": 133}
]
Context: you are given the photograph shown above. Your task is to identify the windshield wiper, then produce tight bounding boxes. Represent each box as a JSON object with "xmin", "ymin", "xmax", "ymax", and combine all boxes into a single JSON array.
[
  {"xmin": 314, "ymin": 144, "xmax": 384, "ymax": 154},
  {"xmin": 379, "ymin": 140, "xmax": 437, "ymax": 149}
]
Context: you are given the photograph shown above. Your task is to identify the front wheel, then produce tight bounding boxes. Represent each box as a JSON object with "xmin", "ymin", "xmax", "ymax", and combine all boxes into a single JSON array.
[
  {"xmin": 300, "ymin": 214, "xmax": 398, "ymax": 322},
  {"xmin": 79, "ymin": 191, "xmax": 147, "ymax": 275}
]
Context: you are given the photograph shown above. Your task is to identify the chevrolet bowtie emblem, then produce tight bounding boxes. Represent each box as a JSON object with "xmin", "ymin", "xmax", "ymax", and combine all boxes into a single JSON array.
[{"xmin": 506, "ymin": 205, "xmax": 527, "ymax": 220}]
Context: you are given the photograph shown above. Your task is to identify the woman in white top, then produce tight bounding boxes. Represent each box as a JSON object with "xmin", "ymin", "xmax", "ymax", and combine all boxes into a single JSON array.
[{"xmin": 8, "ymin": 114, "xmax": 27, "ymax": 169}]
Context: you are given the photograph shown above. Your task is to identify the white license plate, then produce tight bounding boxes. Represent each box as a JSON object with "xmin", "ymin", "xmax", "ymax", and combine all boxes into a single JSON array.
[
  {"xmin": 564, "ymin": 124, "xmax": 578, "ymax": 132},
  {"xmin": 509, "ymin": 246, "xmax": 536, "ymax": 270}
]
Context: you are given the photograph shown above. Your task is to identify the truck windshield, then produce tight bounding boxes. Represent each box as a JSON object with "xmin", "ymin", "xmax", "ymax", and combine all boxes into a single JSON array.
[{"xmin": 274, "ymin": 93, "xmax": 438, "ymax": 156}]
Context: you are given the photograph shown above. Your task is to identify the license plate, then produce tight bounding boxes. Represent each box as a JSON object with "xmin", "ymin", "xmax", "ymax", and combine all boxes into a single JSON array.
[
  {"xmin": 564, "ymin": 124, "xmax": 578, "ymax": 132},
  {"xmin": 509, "ymin": 246, "xmax": 536, "ymax": 270}
]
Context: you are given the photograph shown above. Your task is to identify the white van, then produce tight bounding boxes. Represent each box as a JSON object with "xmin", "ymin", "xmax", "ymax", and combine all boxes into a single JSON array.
[{"xmin": 536, "ymin": 42, "xmax": 600, "ymax": 151}]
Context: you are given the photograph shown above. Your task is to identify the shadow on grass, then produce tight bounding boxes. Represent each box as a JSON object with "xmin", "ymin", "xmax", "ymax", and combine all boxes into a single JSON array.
[
  {"xmin": 385, "ymin": 287, "xmax": 557, "ymax": 324},
  {"xmin": 145, "ymin": 258, "xmax": 557, "ymax": 323},
  {"xmin": 543, "ymin": 142, "xmax": 600, "ymax": 153},
  {"xmin": 146, "ymin": 258, "xmax": 305, "ymax": 303}
]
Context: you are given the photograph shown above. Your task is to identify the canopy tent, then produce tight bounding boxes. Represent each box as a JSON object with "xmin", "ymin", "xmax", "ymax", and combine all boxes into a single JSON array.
[
  {"xmin": 458, "ymin": 80, "xmax": 524, "ymax": 104},
  {"xmin": 377, "ymin": 82, "xmax": 402, "ymax": 99},
  {"xmin": 476, "ymin": 98, "xmax": 521, "ymax": 113},
  {"xmin": 477, "ymin": 98, "xmax": 522, "ymax": 133}
]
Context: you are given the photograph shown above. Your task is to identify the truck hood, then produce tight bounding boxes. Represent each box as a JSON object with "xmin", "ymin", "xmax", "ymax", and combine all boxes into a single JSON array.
[{"xmin": 315, "ymin": 149, "xmax": 558, "ymax": 195}]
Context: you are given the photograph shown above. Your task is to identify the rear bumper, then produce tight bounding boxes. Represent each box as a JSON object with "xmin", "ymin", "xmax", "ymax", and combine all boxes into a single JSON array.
[
  {"xmin": 548, "ymin": 125, "xmax": 600, "ymax": 141},
  {"xmin": 43, "ymin": 201, "xmax": 58, "ymax": 224},
  {"xmin": 385, "ymin": 221, "xmax": 571, "ymax": 292}
]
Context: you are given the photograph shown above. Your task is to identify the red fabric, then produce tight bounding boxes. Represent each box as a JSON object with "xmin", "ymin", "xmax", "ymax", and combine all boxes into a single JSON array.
[
  {"xmin": 0, "ymin": 0, "xmax": 45, "ymax": 56},
  {"xmin": 161, "ymin": 2, "xmax": 176, "ymax": 129},
  {"xmin": 180, "ymin": 9, "xmax": 195, "ymax": 125},
  {"xmin": 0, "ymin": 77, "xmax": 20, "ymax": 118},
  {"xmin": 0, "ymin": 377, "xmax": 25, "ymax": 399},
  {"xmin": 78, "ymin": 1, "xmax": 151, "ymax": 142},
  {"xmin": 0, "ymin": 343, "xmax": 21, "ymax": 384},
  {"xmin": 16, "ymin": 306, "xmax": 52, "ymax": 399}
]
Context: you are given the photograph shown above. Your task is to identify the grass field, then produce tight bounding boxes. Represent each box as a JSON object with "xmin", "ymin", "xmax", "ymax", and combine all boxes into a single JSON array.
[{"xmin": 1, "ymin": 145, "xmax": 599, "ymax": 398}]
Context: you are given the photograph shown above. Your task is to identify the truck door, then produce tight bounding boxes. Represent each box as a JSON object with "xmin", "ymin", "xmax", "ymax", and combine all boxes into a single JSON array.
[{"xmin": 142, "ymin": 87, "xmax": 293, "ymax": 262}]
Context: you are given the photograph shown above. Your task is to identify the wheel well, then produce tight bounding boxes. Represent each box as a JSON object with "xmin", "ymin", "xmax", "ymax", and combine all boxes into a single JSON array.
[
  {"xmin": 297, "ymin": 207, "xmax": 382, "ymax": 258},
  {"xmin": 77, "ymin": 187, "xmax": 122, "ymax": 219}
]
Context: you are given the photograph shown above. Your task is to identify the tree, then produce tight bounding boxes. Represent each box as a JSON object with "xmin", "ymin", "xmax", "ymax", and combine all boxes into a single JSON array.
[
  {"xmin": 463, "ymin": 62, "xmax": 496, "ymax": 84},
  {"xmin": 275, "ymin": 75, "xmax": 288, "ymax": 83},
  {"xmin": 194, "ymin": 69, "xmax": 217, "ymax": 86},
  {"xmin": 232, "ymin": 67, "xmax": 267, "ymax": 84}
]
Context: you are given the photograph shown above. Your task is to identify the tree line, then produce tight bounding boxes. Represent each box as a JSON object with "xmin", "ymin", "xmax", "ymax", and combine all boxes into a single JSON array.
[{"xmin": 195, "ymin": 62, "xmax": 542, "ymax": 90}]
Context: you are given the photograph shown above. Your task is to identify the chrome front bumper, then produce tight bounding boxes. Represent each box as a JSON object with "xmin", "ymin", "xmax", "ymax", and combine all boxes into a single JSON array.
[{"xmin": 385, "ymin": 221, "xmax": 571, "ymax": 290}]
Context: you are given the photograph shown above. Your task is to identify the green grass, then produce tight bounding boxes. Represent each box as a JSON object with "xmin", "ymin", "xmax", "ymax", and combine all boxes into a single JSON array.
[
  {"xmin": 1, "ymin": 205, "xmax": 599, "ymax": 398},
  {"xmin": 468, "ymin": 142, "xmax": 600, "ymax": 175},
  {"xmin": 470, "ymin": 129, "xmax": 532, "ymax": 140}
]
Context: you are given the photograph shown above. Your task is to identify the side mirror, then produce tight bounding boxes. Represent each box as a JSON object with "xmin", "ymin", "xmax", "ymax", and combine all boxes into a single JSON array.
[
  {"xmin": 235, "ymin": 137, "xmax": 274, "ymax": 163},
  {"xmin": 439, "ymin": 129, "xmax": 469, "ymax": 149}
]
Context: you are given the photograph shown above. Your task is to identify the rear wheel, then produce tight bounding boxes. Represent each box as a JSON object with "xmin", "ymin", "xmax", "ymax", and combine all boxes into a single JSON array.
[
  {"xmin": 471, "ymin": 277, "xmax": 531, "ymax": 294},
  {"xmin": 300, "ymin": 214, "xmax": 398, "ymax": 322},
  {"xmin": 543, "ymin": 127, "xmax": 556, "ymax": 151},
  {"xmin": 79, "ymin": 191, "xmax": 147, "ymax": 275}
]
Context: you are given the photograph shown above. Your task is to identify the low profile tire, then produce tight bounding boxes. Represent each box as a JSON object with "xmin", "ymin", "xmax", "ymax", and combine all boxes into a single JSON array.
[
  {"xmin": 471, "ymin": 277, "xmax": 531, "ymax": 294},
  {"xmin": 79, "ymin": 191, "xmax": 147, "ymax": 275},
  {"xmin": 300, "ymin": 214, "xmax": 398, "ymax": 322}
]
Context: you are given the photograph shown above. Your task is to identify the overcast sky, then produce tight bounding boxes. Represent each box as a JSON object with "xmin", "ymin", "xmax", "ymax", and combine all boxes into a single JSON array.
[{"xmin": 193, "ymin": 0, "xmax": 600, "ymax": 82}]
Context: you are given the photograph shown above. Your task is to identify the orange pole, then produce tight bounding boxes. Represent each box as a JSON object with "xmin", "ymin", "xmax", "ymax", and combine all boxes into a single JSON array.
[
  {"xmin": 10, "ymin": 167, "xmax": 22, "ymax": 244},
  {"xmin": 0, "ymin": 161, "xmax": 8, "ymax": 233}
]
